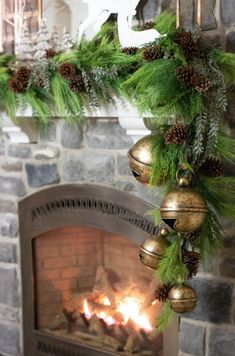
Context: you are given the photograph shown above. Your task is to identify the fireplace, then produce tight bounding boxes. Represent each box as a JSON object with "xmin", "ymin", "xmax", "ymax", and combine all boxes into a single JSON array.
[{"xmin": 19, "ymin": 184, "xmax": 168, "ymax": 356}]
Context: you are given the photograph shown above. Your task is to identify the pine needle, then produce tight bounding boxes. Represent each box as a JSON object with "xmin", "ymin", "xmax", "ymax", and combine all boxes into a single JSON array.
[
  {"xmin": 156, "ymin": 302, "xmax": 175, "ymax": 333},
  {"xmin": 217, "ymin": 131, "xmax": 235, "ymax": 164},
  {"xmin": 155, "ymin": 11, "xmax": 176, "ymax": 35},
  {"xmin": 155, "ymin": 235, "xmax": 189, "ymax": 285}
]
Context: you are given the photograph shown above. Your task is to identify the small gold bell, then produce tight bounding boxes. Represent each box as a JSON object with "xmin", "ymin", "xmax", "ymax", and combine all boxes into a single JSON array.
[
  {"xmin": 128, "ymin": 134, "xmax": 159, "ymax": 186},
  {"xmin": 139, "ymin": 229, "xmax": 170, "ymax": 270},
  {"xmin": 168, "ymin": 284, "xmax": 197, "ymax": 313},
  {"xmin": 160, "ymin": 176, "xmax": 208, "ymax": 233}
]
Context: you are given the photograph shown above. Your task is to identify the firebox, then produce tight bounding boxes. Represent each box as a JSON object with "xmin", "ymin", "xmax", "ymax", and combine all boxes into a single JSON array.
[{"xmin": 19, "ymin": 184, "xmax": 177, "ymax": 356}]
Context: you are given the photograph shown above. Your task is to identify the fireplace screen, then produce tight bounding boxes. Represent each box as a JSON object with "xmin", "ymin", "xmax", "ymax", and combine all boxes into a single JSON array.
[
  {"xmin": 34, "ymin": 226, "xmax": 162, "ymax": 355},
  {"xmin": 19, "ymin": 184, "xmax": 173, "ymax": 356}
]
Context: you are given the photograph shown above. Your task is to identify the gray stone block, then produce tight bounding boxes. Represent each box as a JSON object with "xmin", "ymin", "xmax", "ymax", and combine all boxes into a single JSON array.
[
  {"xmin": 26, "ymin": 163, "xmax": 60, "ymax": 187},
  {"xmin": 221, "ymin": 0, "xmax": 235, "ymax": 26},
  {"xmin": 137, "ymin": 0, "xmax": 158, "ymax": 21},
  {"xmin": 1, "ymin": 161, "xmax": 23, "ymax": 172},
  {"xmin": 63, "ymin": 153, "xmax": 115, "ymax": 184},
  {"xmin": 0, "ymin": 243, "xmax": 17, "ymax": 263},
  {"xmin": 61, "ymin": 122, "xmax": 84, "ymax": 149},
  {"xmin": 180, "ymin": 0, "xmax": 194, "ymax": 30},
  {"xmin": 0, "ymin": 214, "xmax": 18, "ymax": 238},
  {"xmin": 0, "ymin": 200, "xmax": 17, "ymax": 214},
  {"xmin": 8, "ymin": 144, "xmax": 32, "ymax": 159},
  {"xmin": 185, "ymin": 278, "xmax": 233, "ymax": 323},
  {"xmin": 116, "ymin": 181, "xmax": 138, "ymax": 192},
  {"xmin": 86, "ymin": 120, "xmax": 133, "ymax": 149},
  {"xmin": 179, "ymin": 320, "xmax": 205, "ymax": 356},
  {"xmin": 226, "ymin": 31, "xmax": 235, "ymax": 52},
  {"xmin": 0, "ymin": 323, "xmax": 19, "ymax": 355},
  {"xmin": 33, "ymin": 145, "xmax": 60, "ymax": 160},
  {"xmin": 201, "ymin": 0, "xmax": 217, "ymax": 30},
  {"xmin": 220, "ymin": 255, "xmax": 235, "ymax": 278},
  {"xmin": 117, "ymin": 155, "xmax": 132, "ymax": 176},
  {"xmin": 0, "ymin": 304, "xmax": 19, "ymax": 322},
  {"xmin": 40, "ymin": 122, "xmax": 56, "ymax": 141},
  {"xmin": 137, "ymin": 184, "xmax": 164, "ymax": 205},
  {"xmin": 0, "ymin": 177, "xmax": 26, "ymax": 197},
  {"xmin": 0, "ymin": 267, "xmax": 19, "ymax": 306},
  {"xmin": 209, "ymin": 327, "xmax": 235, "ymax": 356}
]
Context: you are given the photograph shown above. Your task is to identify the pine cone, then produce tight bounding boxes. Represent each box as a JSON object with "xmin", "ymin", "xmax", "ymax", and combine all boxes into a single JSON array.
[
  {"xmin": 8, "ymin": 78, "xmax": 26, "ymax": 93},
  {"xmin": 142, "ymin": 21, "xmax": 155, "ymax": 30},
  {"xmin": 193, "ymin": 75, "xmax": 211, "ymax": 93},
  {"xmin": 122, "ymin": 47, "xmax": 139, "ymax": 55},
  {"xmin": 155, "ymin": 284, "xmax": 172, "ymax": 302},
  {"xmin": 174, "ymin": 30, "xmax": 201, "ymax": 60},
  {"xmin": 176, "ymin": 65, "xmax": 197, "ymax": 86},
  {"xmin": 59, "ymin": 62, "xmax": 77, "ymax": 80},
  {"xmin": 69, "ymin": 74, "xmax": 86, "ymax": 93},
  {"xmin": 142, "ymin": 45, "xmax": 164, "ymax": 62},
  {"xmin": 185, "ymin": 230, "xmax": 201, "ymax": 245},
  {"xmin": 16, "ymin": 66, "xmax": 31, "ymax": 84},
  {"xmin": 165, "ymin": 123, "xmax": 187, "ymax": 145},
  {"xmin": 45, "ymin": 48, "xmax": 57, "ymax": 58},
  {"xmin": 183, "ymin": 251, "xmax": 201, "ymax": 278},
  {"xmin": 200, "ymin": 157, "xmax": 225, "ymax": 177},
  {"xmin": 34, "ymin": 77, "xmax": 45, "ymax": 89}
]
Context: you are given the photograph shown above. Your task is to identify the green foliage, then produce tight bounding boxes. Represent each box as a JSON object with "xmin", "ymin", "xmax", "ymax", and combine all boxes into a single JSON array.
[
  {"xmin": 25, "ymin": 90, "xmax": 51, "ymax": 124},
  {"xmin": 156, "ymin": 302, "xmax": 175, "ymax": 333},
  {"xmin": 155, "ymin": 235, "xmax": 189, "ymax": 285},
  {"xmin": 217, "ymin": 131, "xmax": 235, "ymax": 164},
  {"xmin": 198, "ymin": 176, "xmax": 235, "ymax": 221},
  {"xmin": 150, "ymin": 134, "xmax": 185, "ymax": 185},
  {"xmin": 155, "ymin": 11, "xmax": 176, "ymax": 35},
  {"xmin": 199, "ymin": 209, "xmax": 224, "ymax": 262},
  {"xmin": 51, "ymin": 74, "xmax": 84, "ymax": 122},
  {"xmin": 211, "ymin": 49, "xmax": 235, "ymax": 86}
]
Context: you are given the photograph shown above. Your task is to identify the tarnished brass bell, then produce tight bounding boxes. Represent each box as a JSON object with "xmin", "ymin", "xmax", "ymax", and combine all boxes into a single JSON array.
[
  {"xmin": 168, "ymin": 284, "xmax": 197, "ymax": 313},
  {"xmin": 160, "ymin": 177, "xmax": 208, "ymax": 233},
  {"xmin": 139, "ymin": 230, "xmax": 169, "ymax": 270},
  {"xmin": 128, "ymin": 134, "xmax": 158, "ymax": 186}
]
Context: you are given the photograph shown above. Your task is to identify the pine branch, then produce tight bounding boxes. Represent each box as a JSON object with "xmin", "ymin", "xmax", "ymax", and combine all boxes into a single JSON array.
[
  {"xmin": 156, "ymin": 302, "xmax": 175, "ymax": 333},
  {"xmin": 217, "ymin": 131, "xmax": 235, "ymax": 164},
  {"xmin": 155, "ymin": 235, "xmax": 189, "ymax": 285}
]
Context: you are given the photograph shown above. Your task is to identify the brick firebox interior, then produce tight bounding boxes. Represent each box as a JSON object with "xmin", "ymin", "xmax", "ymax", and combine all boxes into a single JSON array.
[{"xmin": 34, "ymin": 226, "xmax": 153, "ymax": 329}]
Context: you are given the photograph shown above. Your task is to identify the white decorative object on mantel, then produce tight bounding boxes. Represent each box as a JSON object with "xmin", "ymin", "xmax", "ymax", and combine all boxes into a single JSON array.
[
  {"xmin": 78, "ymin": 0, "xmax": 162, "ymax": 47},
  {"xmin": 1, "ymin": 114, "xmax": 38, "ymax": 144},
  {"xmin": 1, "ymin": 99, "xmax": 151, "ymax": 143}
]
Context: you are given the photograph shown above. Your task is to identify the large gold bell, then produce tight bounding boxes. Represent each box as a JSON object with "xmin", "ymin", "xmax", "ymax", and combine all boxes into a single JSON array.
[
  {"xmin": 168, "ymin": 284, "xmax": 197, "ymax": 313},
  {"xmin": 128, "ymin": 134, "xmax": 158, "ymax": 185},
  {"xmin": 139, "ymin": 229, "xmax": 170, "ymax": 270},
  {"xmin": 160, "ymin": 177, "xmax": 208, "ymax": 233}
]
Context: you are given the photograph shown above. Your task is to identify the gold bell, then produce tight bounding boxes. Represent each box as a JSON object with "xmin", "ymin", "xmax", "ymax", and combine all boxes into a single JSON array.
[
  {"xmin": 128, "ymin": 134, "xmax": 158, "ymax": 186},
  {"xmin": 160, "ymin": 176, "xmax": 208, "ymax": 233},
  {"xmin": 168, "ymin": 284, "xmax": 197, "ymax": 313},
  {"xmin": 139, "ymin": 229, "xmax": 170, "ymax": 270}
]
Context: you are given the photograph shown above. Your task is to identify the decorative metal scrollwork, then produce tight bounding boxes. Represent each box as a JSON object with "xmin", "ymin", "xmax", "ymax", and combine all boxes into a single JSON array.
[{"xmin": 31, "ymin": 197, "xmax": 158, "ymax": 235}]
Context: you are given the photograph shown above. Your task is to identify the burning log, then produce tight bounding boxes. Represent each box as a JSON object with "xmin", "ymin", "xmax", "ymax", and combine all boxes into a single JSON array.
[
  {"xmin": 103, "ymin": 335, "xmax": 124, "ymax": 352},
  {"xmin": 48, "ymin": 313, "xmax": 68, "ymax": 331},
  {"xmin": 124, "ymin": 333, "xmax": 142, "ymax": 354},
  {"xmin": 87, "ymin": 300, "xmax": 124, "ymax": 323},
  {"xmin": 89, "ymin": 315, "xmax": 106, "ymax": 336}
]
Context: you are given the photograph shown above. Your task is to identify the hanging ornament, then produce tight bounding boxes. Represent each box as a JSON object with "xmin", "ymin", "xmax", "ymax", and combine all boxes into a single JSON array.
[
  {"xmin": 160, "ymin": 175, "xmax": 208, "ymax": 233},
  {"xmin": 139, "ymin": 228, "xmax": 170, "ymax": 270},
  {"xmin": 185, "ymin": 230, "xmax": 201, "ymax": 245},
  {"xmin": 200, "ymin": 157, "xmax": 225, "ymax": 177},
  {"xmin": 168, "ymin": 284, "xmax": 197, "ymax": 313},
  {"xmin": 128, "ymin": 134, "xmax": 160, "ymax": 186},
  {"xmin": 155, "ymin": 283, "xmax": 173, "ymax": 302},
  {"xmin": 164, "ymin": 123, "xmax": 187, "ymax": 145}
]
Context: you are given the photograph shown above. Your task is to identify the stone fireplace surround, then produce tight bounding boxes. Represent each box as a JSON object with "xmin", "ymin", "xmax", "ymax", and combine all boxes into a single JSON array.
[{"xmin": 0, "ymin": 116, "xmax": 234, "ymax": 356}]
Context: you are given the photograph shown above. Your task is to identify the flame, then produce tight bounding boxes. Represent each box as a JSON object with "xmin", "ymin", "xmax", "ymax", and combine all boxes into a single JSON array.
[
  {"xmin": 82, "ymin": 293, "xmax": 153, "ymax": 332},
  {"xmin": 117, "ymin": 296, "xmax": 153, "ymax": 332}
]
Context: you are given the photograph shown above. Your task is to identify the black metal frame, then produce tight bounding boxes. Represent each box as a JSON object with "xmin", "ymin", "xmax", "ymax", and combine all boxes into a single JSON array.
[{"xmin": 19, "ymin": 184, "xmax": 158, "ymax": 356}]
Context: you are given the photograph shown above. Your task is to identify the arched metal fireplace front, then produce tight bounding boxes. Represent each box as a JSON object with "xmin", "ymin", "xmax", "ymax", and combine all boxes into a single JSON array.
[{"xmin": 19, "ymin": 184, "xmax": 177, "ymax": 356}]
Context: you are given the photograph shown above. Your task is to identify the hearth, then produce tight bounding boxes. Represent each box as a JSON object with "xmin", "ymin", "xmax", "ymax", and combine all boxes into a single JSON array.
[{"xmin": 19, "ymin": 184, "xmax": 165, "ymax": 356}]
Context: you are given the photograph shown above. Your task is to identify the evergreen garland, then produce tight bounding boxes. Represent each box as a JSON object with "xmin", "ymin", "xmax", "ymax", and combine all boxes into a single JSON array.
[{"xmin": 0, "ymin": 11, "xmax": 235, "ymax": 334}]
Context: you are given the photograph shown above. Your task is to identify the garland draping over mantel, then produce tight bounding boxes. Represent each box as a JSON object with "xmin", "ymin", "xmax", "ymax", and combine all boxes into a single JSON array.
[{"xmin": 1, "ymin": 12, "xmax": 235, "ymax": 331}]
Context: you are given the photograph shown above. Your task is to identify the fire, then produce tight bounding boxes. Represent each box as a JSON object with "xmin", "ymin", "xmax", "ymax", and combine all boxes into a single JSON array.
[{"xmin": 82, "ymin": 293, "xmax": 153, "ymax": 332}]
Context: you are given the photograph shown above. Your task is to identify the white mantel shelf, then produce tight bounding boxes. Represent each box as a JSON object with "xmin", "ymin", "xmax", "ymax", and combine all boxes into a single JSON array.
[{"xmin": 1, "ymin": 99, "xmax": 152, "ymax": 144}]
